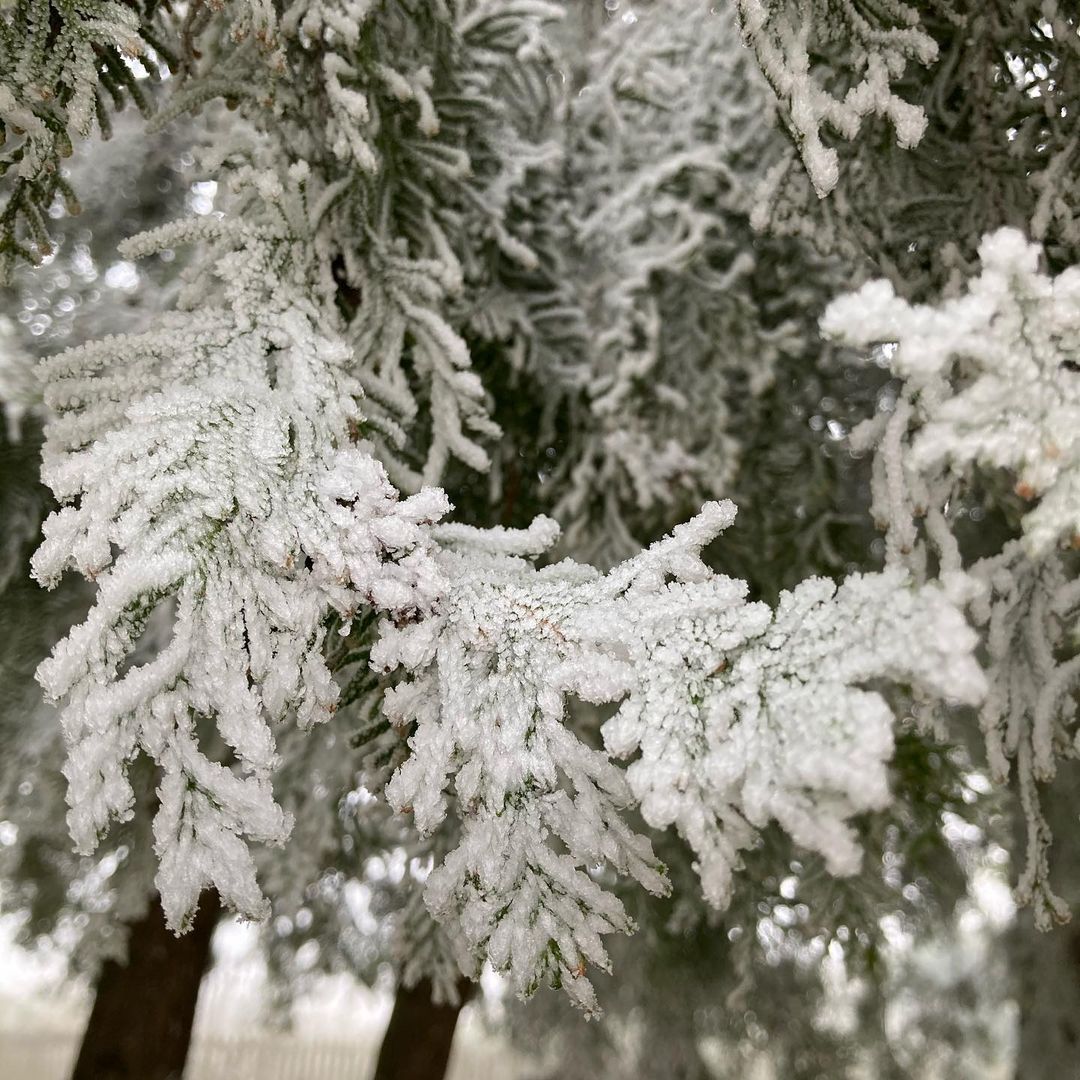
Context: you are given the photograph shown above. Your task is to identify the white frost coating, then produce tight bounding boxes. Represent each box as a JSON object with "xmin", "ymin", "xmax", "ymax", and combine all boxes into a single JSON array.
[
  {"xmin": 32, "ymin": 177, "xmax": 450, "ymax": 932},
  {"xmin": 735, "ymin": 0, "xmax": 935, "ymax": 197},
  {"xmin": 376, "ymin": 501, "xmax": 984, "ymax": 1011},
  {"xmin": 375, "ymin": 507, "xmax": 692, "ymax": 1014},
  {"xmin": 823, "ymin": 228, "xmax": 1080, "ymax": 557},
  {"xmin": 967, "ymin": 543, "xmax": 1080, "ymax": 928},
  {"xmin": 603, "ymin": 568, "xmax": 985, "ymax": 910},
  {"xmin": 0, "ymin": 0, "xmax": 145, "ymax": 270},
  {"xmin": 824, "ymin": 227, "xmax": 1080, "ymax": 926}
]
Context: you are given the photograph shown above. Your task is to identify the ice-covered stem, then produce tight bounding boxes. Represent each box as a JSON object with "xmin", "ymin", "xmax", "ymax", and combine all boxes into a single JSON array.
[
  {"xmin": 376, "ymin": 501, "xmax": 985, "ymax": 1011},
  {"xmin": 824, "ymin": 227, "xmax": 1080, "ymax": 923},
  {"xmin": 0, "ymin": 0, "xmax": 156, "ymax": 274},
  {"xmin": 735, "ymin": 0, "xmax": 936, "ymax": 197},
  {"xmin": 32, "ymin": 167, "xmax": 451, "ymax": 931},
  {"xmin": 823, "ymin": 228, "xmax": 1080, "ymax": 560}
]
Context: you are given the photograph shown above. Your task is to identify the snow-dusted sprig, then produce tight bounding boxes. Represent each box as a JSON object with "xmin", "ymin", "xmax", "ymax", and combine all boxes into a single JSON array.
[
  {"xmin": 967, "ymin": 544, "xmax": 1080, "ymax": 928},
  {"xmin": 375, "ymin": 501, "xmax": 984, "ymax": 1010},
  {"xmin": 748, "ymin": 4, "xmax": 1080, "ymax": 301},
  {"xmin": 34, "ymin": 363, "xmax": 448, "ymax": 929},
  {"xmin": 604, "ymin": 567, "xmax": 985, "ymax": 911},
  {"xmin": 0, "ymin": 0, "xmax": 155, "ymax": 273},
  {"xmin": 24, "ymin": 0, "xmax": 574, "ymax": 931},
  {"xmin": 823, "ymin": 228, "xmax": 1080, "ymax": 559},
  {"xmin": 341, "ymin": 241, "xmax": 501, "ymax": 489},
  {"xmin": 341, "ymin": 0, "xmax": 565, "ymax": 487},
  {"xmin": 374, "ymin": 514, "xmax": 669, "ymax": 1014},
  {"xmin": 735, "ymin": 0, "xmax": 936, "ymax": 198},
  {"xmin": 824, "ymin": 227, "xmax": 1080, "ymax": 921},
  {"xmin": 33, "ymin": 166, "xmax": 451, "ymax": 931},
  {"xmin": 157, "ymin": 0, "xmax": 564, "ymax": 488}
]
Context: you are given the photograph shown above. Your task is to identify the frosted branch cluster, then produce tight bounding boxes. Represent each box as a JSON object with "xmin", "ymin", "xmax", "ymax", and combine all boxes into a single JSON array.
[
  {"xmin": 0, "ymin": 0, "xmax": 150, "ymax": 270},
  {"xmin": 377, "ymin": 502, "xmax": 983, "ymax": 1009},
  {"xmin": 0, "ymin": 0, "xmax": 1021, "ymax": 1017},
  {"xmin": 824, "ymin": 229, "xmax": 1080, "ymax": 558},
  {"xmin": 23, "ymin": 0, "xmax": 569, "ymax": 933},
  {"xmin": 33, "ymin": 165, "xmax": 449, "ymax": 931},
  {"xmin": 825, "ymin": 228, "xmax": 1080, "ymax": 925},
  {"xmin": 735, "ymin": 0, "xmax": 935, "ymax": 197}
]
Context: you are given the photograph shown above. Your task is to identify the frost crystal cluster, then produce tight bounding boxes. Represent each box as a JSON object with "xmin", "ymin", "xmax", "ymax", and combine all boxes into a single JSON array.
[
  {"xmin": 1, "ymin": 0, "xmax": 1047, "ymax": 1030},
  {"xmin": 734, "ymin": 0, "xmax": 935, "ymax": 197},
  {"xmin": 0, "ymin": 0, "xmax": 151, "ymax": 271},
  {"xmin": 825, "ymin": 228, "xmax": 1080, "ymax": 925},
  {"xmin": 377, "ymin": 501, "xmax": 983, "ymax": 1009},
  {"xmin": 33, "ymin": 192, "xmax": 449, "ymax": 926}
]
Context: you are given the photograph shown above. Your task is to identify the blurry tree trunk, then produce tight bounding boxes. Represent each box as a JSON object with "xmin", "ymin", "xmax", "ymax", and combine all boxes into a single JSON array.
[
  {"xmin": 1012, "ymin": 917, "xmax": 1080, "ymax": 1077},
  {"xmin": 71, "ymin": 892, "xmax": 220, "ymax": 1080},
  {"xmin": 372, "ymin": 977, "xmax": 473, "ymax": 1080},
  {"xmin": 1011, "ymin": 761, "xmax": 1080, "ymax": 1079}
]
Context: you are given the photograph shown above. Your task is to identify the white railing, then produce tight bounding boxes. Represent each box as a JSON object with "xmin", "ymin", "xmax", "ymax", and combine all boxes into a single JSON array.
[{"xmin": 0, "ymin": 1026, "xmax": 525, "ymax": 1080}]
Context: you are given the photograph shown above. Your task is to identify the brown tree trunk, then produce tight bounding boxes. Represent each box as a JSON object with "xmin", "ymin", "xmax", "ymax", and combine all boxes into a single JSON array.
[
  {"xmin": 1012, "ymin": 916, "xmax": 1080, "ymax": 1077},
  {"xmin": 71, "ymin": 892, "xmax": 220, "ymax": 1080},
  {"xmin": 1010, "ymin": 760, "xmax": 1080, "ymax": 1078},
  {"xmin": 372, "ymin": 977, "xmax": 473, "ymax": 1080}
]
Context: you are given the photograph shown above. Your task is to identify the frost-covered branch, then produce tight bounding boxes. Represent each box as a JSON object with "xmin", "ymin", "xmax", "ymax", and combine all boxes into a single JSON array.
[
  {"xmin": 376, "ymin": 501, "xmax": 983, "ymax": 1010},
  {"xmin": 0, "ymin": 0, "xmax": 158, "ymax": 273},
  {"xmin": 824, "ymin": 228, "xmax": 1080, "ymax": 558},
  {"xmin": 29, "ymin": 0, "xmax": 574, "ymax": 930},
  {"xmin": 824, "ymin": 227, "xmax": 1080, "ymax": 924},
  {"xmin": 734, "ymin": 0, "xmax": 936, "ymax": 197},
  {"xmin": 33, "ymin": 164, "xmax": 450, "ymax": 931}
]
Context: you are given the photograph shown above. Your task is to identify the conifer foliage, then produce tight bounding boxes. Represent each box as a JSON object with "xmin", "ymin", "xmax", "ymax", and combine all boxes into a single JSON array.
[{"xmin": 2, "ymin": 0, "xmax": 1078, "ymax": 1047}]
